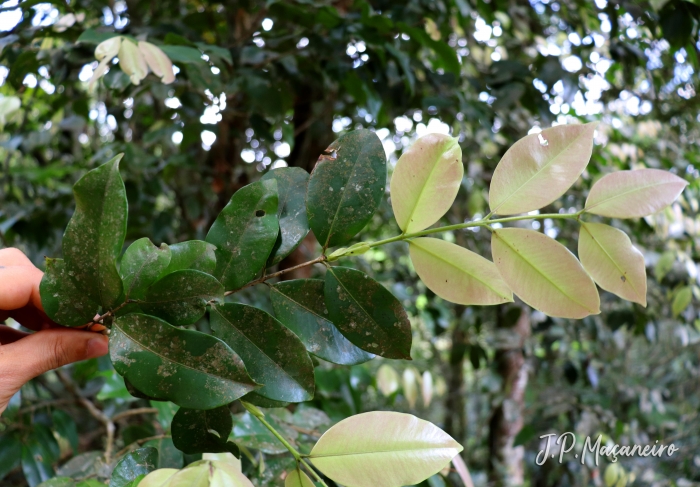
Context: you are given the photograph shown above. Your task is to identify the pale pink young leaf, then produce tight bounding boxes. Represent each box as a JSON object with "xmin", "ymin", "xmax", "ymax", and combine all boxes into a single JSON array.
[
  {"xmin": 584, "ymin": 169, "xmax": 688, "ymax": 218},
  {"xmin": 488, "ymin": 122, "xmax": 598, "ymax": 215},
  {"xmin": 391, "ymin": 133, "xmax": 463, "ymax": 232},
  {"xmin": 410, "ymin": 237, "xmax": 512, "ymax": 305},
  {"xmin": 578, "ymin": 222, "xmax": 647, "ymax": 306},
  {"xmin": 87, "ymin": 58, "xmax": 112, "ymax": 92},
  {"xmin": 284, "ymin": 468, "xmax": 315, "ymax": 487},
  {"xmin": 491, "ymin": 228, "xmax": 600, "ymax": 318},
  {"xmin": 138, "ymin": 41, "xmax": 176, "ymax": 84},
  {"xmin": 94, "ymin": 36, "xmax": 121, "ymax": 61},
  {"xmin": 118, "ymin": 38, "xmax": 149, "ymax": 85}
]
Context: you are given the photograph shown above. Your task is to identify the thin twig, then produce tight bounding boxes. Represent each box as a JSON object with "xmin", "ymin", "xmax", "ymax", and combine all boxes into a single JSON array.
[
  {"xmin": 56, "ymin": 369, "xmax": 116, "ymax": 463},
  {"xmin": 111, "ymin": 407, "xmax": 159, "ymax": 422},
  {"xmin": 223, "ymin": 255, "xmax": 327, "ymax": 297}
]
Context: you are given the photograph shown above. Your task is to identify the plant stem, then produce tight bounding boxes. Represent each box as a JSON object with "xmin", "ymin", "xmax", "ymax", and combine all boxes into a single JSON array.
[
  {"xmin": 224, "ymin": 255, "xmax": 327, "ymax": 296},
  {"xmin": 241, "ymin": 401, "xmax": 329, "ymax": 487}
]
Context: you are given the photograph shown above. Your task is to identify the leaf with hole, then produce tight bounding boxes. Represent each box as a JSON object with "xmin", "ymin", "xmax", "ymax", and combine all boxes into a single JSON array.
[
  {"xmin": 391, "ymin": 133, "xmax": 462, "ymax": 233},
  {"xmin": 110, "ymin": 314, "xmax": 257, "ymax": 409},
  {"xmin": 206, "ymin": 179, "xmax": 279, "ymax": 290},
  {"xmin": 140, "ymin": 270, "xmax": 223, "ymax": 326},
  {"xmin": 584, "ymin": 169, "xmax": 688, "ymax": 218},
  {"xmin": 409, "ymin": 237, "xmax": 512, "ymax": 305},
  {"xmin": 270, "ymin": 279, "xmax": 374, "ymax": 365},
  {"xmin": 171, "ymin": 407, "xmax": 239, "ymax": 456},
  {"xmin": 578, "ymin": 222, "xmax": 647, "ymax": 306},
  {"xmin": 111, "ymin": 448, "xmax": 158, "ymax": 487},
  {"xmin": 40, "ymin": 258, "xmax": 99, "ymax": 327},
  {"xmin": 488, "ymin": 122, "xmax": 597, "ymax": 215},
  {"xmin": 306, "ymin": 129, "xmax": 386, "ymax": 248},
  {"xmin": 120, "ymin": 238, "xmax": 171, "ymax": 300},
  {"xmin": 309, "ymin": 411, "xmax": 462, "ymax": 487},
  {"xmin": 262, "ymin": 167, "xmax": 310, "ymax": 265},
  {"xmin": 210, "ymin": 303, "xmax": 315, "ymax": 403},
  {"xmin": 491, "ymin": 228, "xmax": 600, "ymax": 319},
  {"xmin": 158, "ymin": 240, "xmax": 216, "ymax": 277},
  {"xmin": 324, "ymin": 266, "xmax": 412, "ymax": 359},
  {"xmin": 62, "ymin": 155, "xmax": 127, "ymax": 309}
]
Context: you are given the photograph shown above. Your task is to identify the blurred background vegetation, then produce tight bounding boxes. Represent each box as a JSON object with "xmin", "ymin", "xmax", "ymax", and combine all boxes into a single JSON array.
[{"xmin": 1, "ymin": 0, "xmax": 700, "ymax": 486}]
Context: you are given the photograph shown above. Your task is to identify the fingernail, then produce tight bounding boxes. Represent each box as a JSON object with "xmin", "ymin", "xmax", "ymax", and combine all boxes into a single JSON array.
[{"xmin": 86, "ymin": 336, "xmax": 109, "ymax": 359}]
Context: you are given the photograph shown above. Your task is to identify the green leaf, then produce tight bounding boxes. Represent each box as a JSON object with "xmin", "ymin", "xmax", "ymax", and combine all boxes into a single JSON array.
[
  {"xmin": 309, "ymin": 411, "xmax": 463, "ymax": 487},
  {"xmin": 306, "ymin": 129, "xmax": 386, "ymax": 249},
  {"xmin": 120, "ymin": 238, "xmax": 171, "ymax": 300},
  {"xmin": 142, "ymin": 437, "xmax": 183, "ymax": 469},
  {"xmin": 140, "ymin": 270, "xmax": 224, "ymax": 326},
  {"xmin": 261, "ymin": 167, "xmax": 310, "ymax": 265},
  {"xmin": 324, "ymin": 267, "xmax": 412, "ymax": 359},
  {"xmin": 285, "ymin": 468, "xmax": 315, "ymax": 487},
  {"xmin": 0, "ymin": 435, "xmax": 21, "ymax": 480},
  {"xmin": 491, "ymin": 228, "xmax": 600, "ymax": 319},
  {"xmin": 52, "ymin": 410, "xmax": 79, "ymax": 455},
  {"xmin": 673, "ymin": 286, "xmax": 692, "ymax": 317},
  {"xmin": 488, "ymin": 122, "xmax": 598, "ymax": 215},
  {"xmin": 584, "ymin": 169, "xmax": 688, "ymax": 218},
  {"xmin": 409, "ymin": 238, "xmax": 513, "ymax": 305},
  {"xmin": 40, "ymin": 258, "xmax": 99, "ymax": 327},
  {"xmin": 21, "ymin": 425, "xmax": 60, "ymax": 487},
  {"xmin": 37, "ymin": 478, "xmax": 75, "ymax": 487},
  {"xmin": 270, "ymin": 279, "xmax": 374, "ymax": 365},
  {"xmin": 239, "ymin": 391, "xmax": 290, "ymax": 408},
  {"xmin": 62, "ymin": 155, "xmax": 128, "ymax": 309},
  {"xmin": 578, "ymin": 222, "xmax": 647, "ymax": 306},
  {"xmin": 231, "ymin": 411, "xmax": 298, "ymax": 454},
  {"xmin": 210, "ymin": 303, "xmax": 315, "ymax": 403},
  {"xmin": 158, "ymin": 240, "xmax": 216, "ymax": 277},
  {"xmin": 159, "ymin": 45, "xmax": 204, "ymax": 64},
  {"xmin": 390, "ymin": 133, "xmax": 462, "ymax": 233},
  {"xmin": 172, "ymin": 407, "xmax": 239, "ymax": 456},
  {"xmin": 111, "ymin": 448, "xmax": 158, "ymax": 487},
  {"xmin": 77, "ymin": 29, "xmax": 119, "ymax": 45},
  {"xmin": 110, "ymin": 314, "xmax": 257, "ymax": 409},
  {"xmin": 206, "ymin": 180, "xmax": 279, "ymax": 291}
]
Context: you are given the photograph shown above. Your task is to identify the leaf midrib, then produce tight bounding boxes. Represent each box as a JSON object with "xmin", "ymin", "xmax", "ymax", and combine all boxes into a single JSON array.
[
  {"xmin": 311, "ymin": 445, "xmax": 459, "ymax": 458},
  {"xmin": 585, "ymin": 179, "xmax": 685, "ymax": 213},
  {"xmin": 494, "ymin": 231, "xmax": 596, "ymax": 313}
]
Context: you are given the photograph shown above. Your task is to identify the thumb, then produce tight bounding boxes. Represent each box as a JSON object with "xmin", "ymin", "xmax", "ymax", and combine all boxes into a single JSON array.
[{"xmin": 0, "ymin": 329, "xmax": 109, "ymax": 408}]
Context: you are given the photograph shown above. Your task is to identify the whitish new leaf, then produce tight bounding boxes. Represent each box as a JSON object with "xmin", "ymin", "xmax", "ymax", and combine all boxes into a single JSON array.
[
  {"xmin": 285, "ymin": 468, "xmax": 315, "ymax": 487},
  {"xmin": 584, "ymin": 169, "xmax": 688, "ymax": 218},
  {"xmin": 489, "ymin": 122, "xmax": 597, "ymax": 215},
  {"xmin": 309, "ymin": 411, "xmax": 463, "ymax": 487},
  {"xmin": 578, "ymin": 222, "xmax": 647, "ymax": 306},
  {"xmin": 376, "ymin": 364, "xmax": 400, "ymax": 397},
  {"xmin": 491, "ymin": 228, "xmax": 600, "ymax": 318},
  {"xmin": 402, "ymin": 368, "xmax": 418, "ymax": 408},
  {"xmin": 409, "ymin": 237, "xmax": 512, "ymax": 305},
  {"xmin": 391, "ymin": 134, "xmax": 462, "ymax": 232}
]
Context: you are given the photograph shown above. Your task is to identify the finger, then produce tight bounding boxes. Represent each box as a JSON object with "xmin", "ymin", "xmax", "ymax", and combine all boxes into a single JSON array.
[
  {"xmin": 0, "ymin": 248, "xmax": 34, "ymax": 267},
  {"xmin": 0, "ymin": 265, "xmax": 45, "ymax": 312},
  {"xmin": 0, "ymin": 325, "xmax": 29, "ymax": 344},
  {"xmin": 0, "ymin": 329, "xmax": 109, "ymax": 393}
]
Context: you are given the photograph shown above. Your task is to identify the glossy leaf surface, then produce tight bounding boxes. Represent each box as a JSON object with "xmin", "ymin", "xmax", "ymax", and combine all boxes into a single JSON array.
[
  {"xmin": 409, "ymin": 237, "xmax": 512, "ymax": 305},
  {"xmin": 206, "ymin": 179, "xmax": 279, "ymax": 290},
  {"xmin": 488, "ymin": 122, "xmax": 597, "ymax": 215},
  {"xmin": 306, "ymin": 129, "xmax": 386, "ymax": 248},
  {"xmin": 40, "ymin": 258, "xmax": 99, "ymax": 327},
  {"xmin": 120, "ymin": 238, "xmax": 171, "ymax": 300},
  {"xmin": 171, "ymin": 407, "xmax": 239, "ymax": 456},
  {"xmin": 324, "ymin": 266, "xmax": 412, "ymax": 359},
  {"xmin": 391, "ymin": 133, "xmax": 462, "ymax": 232},
  {"xmin": 584, "ymin": 169, "xmax": 688, "ymax": 218},
  {"xmin": 111, "ymin": 448, "xmax": 157, "ymax": 487},
  {"xmin": 62, "ymin": 155, "xmax": 127, "ymax": 309},
  {"xmin": 262, "ymin": 167, "xmax": 310, "ymax": 265},
  {"xmin": 158, "ymin": 240, "xmax": 216, "ymax": 277},
  {"xmin": 110, "ymin": 314, "xmax": 257, "ymax": 409},
  {"xmin": 578, "ymin": 222, "xmax": 647, "ymax": 306},
  {"xmin": 491, "ymin": 228, "xmax": 600, "ymax": 318},
  {"xmin": 309, "ymin": 411, "xmax": 463, "ymax": 487},
  {"xmin": 142, "ymin": 438, "xmax": 183, "ymax": 469},
  {"xmin": 140, "ymin": 270, "xmax": 224, "ymax": 326},
  {"xmin": 210, "ymin": 303, "xmax": 315, "ymax": 403},
  {"xmin": 270, "ymin": 279, "xmax": 374, "ymax": 365}
]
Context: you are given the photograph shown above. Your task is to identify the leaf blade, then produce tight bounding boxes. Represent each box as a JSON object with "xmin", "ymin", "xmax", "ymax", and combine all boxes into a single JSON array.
[
  {"xmin": 110, "ymin": 314, "xmax": 257, "ymax": 409},
  {"xmin": 578, "ymin": 222, "xmax": 647, "ymax": 306},
  {"xmin": 584, "ymin": 169, "xmax": 688, "ymax": 218},
  {"xmin": 172, "ymin": 407, "xmax": 239, "ymax": 456},
  {"xmin": 488, "ymin": 122, "xmax": 597, "ymax": 215},
  {"xmin": 409, "ymin": 238, "xmax": 513, "ymax": 305},
  {"xmin": 285, "ymin": 468, "xmax": 315, "ymax": 487},
  {"xmin": 110, "ymin": 447, "xmax": 158, "ymax": 487},
  {"xmin": 491, "ymin": 228, "xmax": 600, "ymax": 318},
  {"xmin": 309, "ymin": 411, "xmax": 463, "ymax": 487},
  {"xmin": 158, "ymin": 240, "xmax": 216, "ymax": 277},
  {"xmin": 40, "ymin": 258, "xmax": 99, "ymax": 327},
  {"xmin": 120, "ymin": 238, "xmax": 171, "ymax": 300},
  {"xmin": 391, "ymin": 134, "xmax": 462, "ymax": 233}
]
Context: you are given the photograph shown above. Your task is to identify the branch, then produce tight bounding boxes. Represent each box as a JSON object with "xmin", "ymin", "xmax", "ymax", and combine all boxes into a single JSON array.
[
  {"xmin": 112, "ymin": 407, "xmax": 159, "ymax": 422},
  {"xmin": 56, "ymin": 369, "xmax": 116, "ymax": 463},
  {"xmin": 223, "ymin": 255, "xmax": 327, "ymax": 296}
]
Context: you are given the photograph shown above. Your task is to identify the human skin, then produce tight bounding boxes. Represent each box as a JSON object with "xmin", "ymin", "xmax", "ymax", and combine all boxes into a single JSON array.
[{"xmin": 0, "ymin": 248, "xmax": 109, "ymax": 415}]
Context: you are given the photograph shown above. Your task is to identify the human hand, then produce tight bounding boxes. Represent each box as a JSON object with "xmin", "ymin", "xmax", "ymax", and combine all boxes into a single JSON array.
[{"xmin": 0, "ymin": 248, "xmax": 109, "ymax": 415}]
